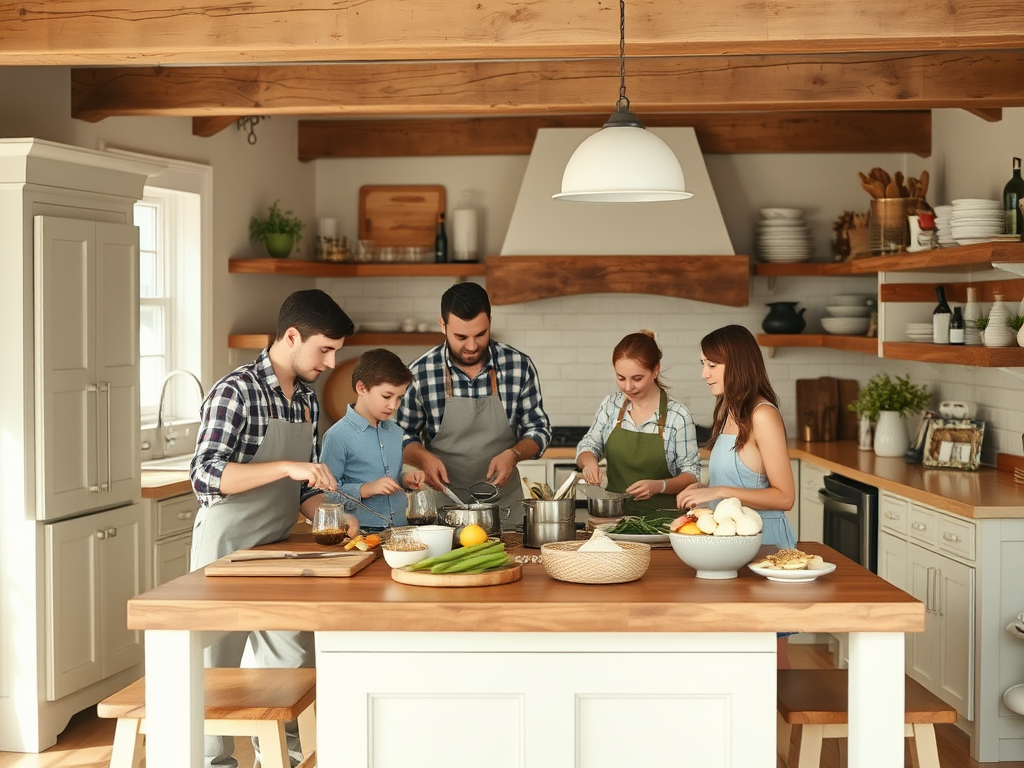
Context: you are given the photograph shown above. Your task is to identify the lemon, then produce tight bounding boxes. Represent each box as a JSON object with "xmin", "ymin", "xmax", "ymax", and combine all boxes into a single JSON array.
[{"xmin": 459, "ymin": 523, "xmax": 489, "ymax": 547}]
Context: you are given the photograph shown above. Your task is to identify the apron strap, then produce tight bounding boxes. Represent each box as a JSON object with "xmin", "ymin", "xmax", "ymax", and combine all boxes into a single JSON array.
[
  {"xmin": 615, "ymin": 390, "xmax": 668, "ymax": 438},
  {"xmin": 443, "ymin": 361, "xmax": 499, "ymax": 398},
  {"xmin": 614, "ymin": 397, "xmax": 630, "ymax": 429}
]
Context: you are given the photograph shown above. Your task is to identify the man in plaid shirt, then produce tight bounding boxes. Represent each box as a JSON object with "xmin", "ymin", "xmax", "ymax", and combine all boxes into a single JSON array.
[{"xmin": 396, "ymin": 282, "xmax": 551, "ymax": 528}]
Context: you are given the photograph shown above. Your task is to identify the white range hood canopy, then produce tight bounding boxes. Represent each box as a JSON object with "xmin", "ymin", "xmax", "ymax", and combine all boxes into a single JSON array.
[{"xmin": 501, "ymin": 127, "xmax": 734, "ymax": 257}]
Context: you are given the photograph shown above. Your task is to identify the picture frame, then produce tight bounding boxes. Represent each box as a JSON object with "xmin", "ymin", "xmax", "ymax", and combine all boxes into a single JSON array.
[{"xmin": 922, "ymin": 418, "xmax": 985, "ymax": 471}]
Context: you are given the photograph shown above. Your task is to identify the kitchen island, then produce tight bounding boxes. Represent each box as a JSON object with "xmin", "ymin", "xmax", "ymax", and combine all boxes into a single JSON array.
[{"xmin": 128, "ymin": 538, "xmax": 921, "ymax": 768}]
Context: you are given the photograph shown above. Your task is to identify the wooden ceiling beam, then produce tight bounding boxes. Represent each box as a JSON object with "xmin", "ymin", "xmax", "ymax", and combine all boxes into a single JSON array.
[
  {"xmin": 297, "ymin": 112, "xmax": 932, "ymax": 161},
  {"xmin": 71, "ymin": 52, "xmax": 1024, "ymax": 122},
  {"xmin": 6, "ymin": 0, "xmax": 1024, "ymax": 65}
]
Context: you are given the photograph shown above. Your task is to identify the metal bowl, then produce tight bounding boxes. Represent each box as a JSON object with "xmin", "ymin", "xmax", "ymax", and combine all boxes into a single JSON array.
[{"xmin": 587, "ymin": 492, "xmax": 631, "ymax": 518}]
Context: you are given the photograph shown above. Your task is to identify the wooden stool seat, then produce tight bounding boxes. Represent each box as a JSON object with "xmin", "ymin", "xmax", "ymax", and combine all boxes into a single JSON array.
[
  {"xmin": 98, "ymin": 668, "xmax": 316, "ymax": 768},
  {"xmin": 777, "ymin": 669, "xmax": 956, "ymax": 768}
]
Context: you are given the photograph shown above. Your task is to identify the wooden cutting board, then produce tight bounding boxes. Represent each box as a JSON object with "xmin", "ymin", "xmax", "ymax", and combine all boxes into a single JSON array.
[
  {"xmin": 205, "ymin": 549, "xmax": 376, "ymax": 577},
  {"xmin": 796, "ymin": 377, "xmax": 858, "ymax": 442},
  {"xmin": 390, "ymin": 563, "xmax": 522, "ymax": 588},
  {"xmin": 358, "ymin": 185, "xmax": 445, "ymax": 248}
]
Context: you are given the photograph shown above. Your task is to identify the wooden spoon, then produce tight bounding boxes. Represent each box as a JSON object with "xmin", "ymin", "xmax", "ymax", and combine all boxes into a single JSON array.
[{"xmin": 919, "ymin": 170, "xmax": 930, "ymax": 200}]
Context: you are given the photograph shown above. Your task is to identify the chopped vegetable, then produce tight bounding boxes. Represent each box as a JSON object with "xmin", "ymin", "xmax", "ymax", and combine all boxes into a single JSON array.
[
  {"xmin": 363, "ymin": 534, "xmax": 382, "ymax": 549},
  {"xmin": 604, "ymin": 516, "xmax": 672, "ymax": 535}
]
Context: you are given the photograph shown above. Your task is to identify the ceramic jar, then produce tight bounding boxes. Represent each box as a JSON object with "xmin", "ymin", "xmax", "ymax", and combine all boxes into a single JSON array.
[
  {"xmin": 858, "ymin": 416, "xmax": 874, "ymax": 451},
  {"xmin": 984, "ymin": 294, "xmax": 1016, "ymax": 347},
  {"xmin": 873, "ymin": 410, "xmax": 909, "ymax": 457},
  {"xmin": 762, "ymin": 302, "xmax": 807, "ymax": 334}
]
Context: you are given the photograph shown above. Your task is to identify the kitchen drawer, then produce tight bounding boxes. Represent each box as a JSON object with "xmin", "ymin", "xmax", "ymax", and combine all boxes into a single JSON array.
[
  {"xmin": 156, "ymin": 494, "xmax": 198, "ymax": 538},
  {"xmin": 936, "ymin": 514, "xmax": 975, "ymax": 562},
  {"xmin": 800, "ymin": 461, "xmax": 829, "ymax": 493},
  {"xmin": 908, "ymin": 503, "xmax": 938, "ymax": 547},
  {"xmin": 879, "ymin": 491, "xmax": 909, "ymax": 537}
]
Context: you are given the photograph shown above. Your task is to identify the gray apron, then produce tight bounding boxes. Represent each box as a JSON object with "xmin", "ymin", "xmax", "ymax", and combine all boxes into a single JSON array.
[
  {"xmin": 190, "ymin": 404, "xmax": 314, "ymax": 768},
  {"xmin": 429, "ymin": 366, "xmax": 525, "ymax": 528}
]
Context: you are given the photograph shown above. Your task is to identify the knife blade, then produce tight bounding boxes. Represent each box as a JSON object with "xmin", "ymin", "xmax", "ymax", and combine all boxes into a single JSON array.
[
  {"xmin": 229, "ymin": 551, "xmax": 364, "ymax": 562},
  {"xmin": 441, "ymin": 485, "xmax": 464, "ymax": 505}
]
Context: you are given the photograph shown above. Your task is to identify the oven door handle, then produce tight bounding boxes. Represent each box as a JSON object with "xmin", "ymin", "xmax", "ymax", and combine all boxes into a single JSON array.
[{"xmin": 818, "ymin": 489, "xmax": 860, "ymax": 514}]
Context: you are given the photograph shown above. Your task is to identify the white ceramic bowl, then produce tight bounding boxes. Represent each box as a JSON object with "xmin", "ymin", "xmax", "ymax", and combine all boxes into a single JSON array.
[
  {"xmin": 381, "ymin": 544, "xmax": 430, "ymax": 568},
  {"xmin": 668, "ymin": 532, "xmax": 763, "ymax": 579},
  {"xmin": 825, "ymin": 305, "xmax": 872, "ymax": 318},
  {"xmin": 821, "ymin": 317, "xmax": 870, "ymax": 335},
  {"xmin": 414, "ymin": 525, "xmax": 455, "ymax": 558},
  {"xmin": 829, "ymin": 294, "xmax": 876, "ymax": 307},
  {"xmin": 759, "ymin": 207, "xmax": 803, "ymax": 219},
  {"xmin": 1004, "ymin": 684, "xmax": 1024, "ymax": 716}
]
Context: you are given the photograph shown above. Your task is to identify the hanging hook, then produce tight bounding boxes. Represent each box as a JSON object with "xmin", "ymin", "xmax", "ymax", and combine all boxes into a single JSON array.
[{"xmin": 236, "ymin": 116, "xmax": 268, "ymax": 145}]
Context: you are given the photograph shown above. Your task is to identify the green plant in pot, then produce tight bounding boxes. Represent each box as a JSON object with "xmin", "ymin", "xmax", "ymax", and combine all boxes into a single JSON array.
[
  {"xmin": 249, "ymin": 200, "xmax": 304, "ymax": 258},
  {"xmin": 848, "ymin": 373, "xmax": 930, "ymax": 457}
]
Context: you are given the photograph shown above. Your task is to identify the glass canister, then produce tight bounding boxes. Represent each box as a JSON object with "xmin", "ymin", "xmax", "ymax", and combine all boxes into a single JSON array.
[{"xmin": 869, "ymin": 198, "xmax": 921, "ymax": 254}]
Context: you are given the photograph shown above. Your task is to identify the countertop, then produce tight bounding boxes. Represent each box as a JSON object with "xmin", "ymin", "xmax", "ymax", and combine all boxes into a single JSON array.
[
  {"xmin": 141, "ymin": 471, "xmax": 191, "ymax": 499},
  {"xmin": 791, "ymin": 439, "xmax": 1024, "ymax": 519},
  {"xmin": 128, "ymin": 535, "xmax": 921, "ymax": 635}
]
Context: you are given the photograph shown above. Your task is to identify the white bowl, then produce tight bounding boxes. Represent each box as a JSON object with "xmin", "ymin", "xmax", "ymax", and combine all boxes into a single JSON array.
[
  {"xmin": 382, "ymin": 544, "xmax": 430, "ymax": 568},
  {"xmin": 1004, "ymin": 684, "xmax": 1024, "ymax": 716},
  {"xmin": 760, "ymin": 207, "xmax": 803, "ymax": 219},
  {"xmin": 825, "ymin": 305, "xmax": 873, "ymax": 318},
  {"xmin": 668, "ymin": 532, "xmax": 763, "ymax": 579},
  {"xmin": 414, "ymin": 525, "xmax": 455, "ymax": 558},
  {"xmin": 821, "ymin": 317, "xmax": 870, "ymax": 335},
  {"xmin": 829, "ymin": 294, "xmax": 876, "ymax": 307}
]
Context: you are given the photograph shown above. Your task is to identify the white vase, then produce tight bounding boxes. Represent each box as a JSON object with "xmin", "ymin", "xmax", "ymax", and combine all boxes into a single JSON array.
[
  {"xmin": 964, "ymin": 286, "xmax": 982, "ymax": 346},
  {"xmin": 858, "ymin": 416, "xmax": 874, "ymax": 451},
  {"xmin": 874, "ymin": 410, "xmax": 909, "ymax": 457},
  {"xmin": 985, "ymin": 294, "xmax": 1015, "ymax": 347}
]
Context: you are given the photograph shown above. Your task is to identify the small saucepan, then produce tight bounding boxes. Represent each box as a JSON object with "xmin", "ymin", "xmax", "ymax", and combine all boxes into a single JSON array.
[
  {"xmin": 587, "ymin": 492, "xmax": 632, "ymax": 518},
  {"xmin": 438, "ymin": 503, "xmax": 510, "ymax": 541}
]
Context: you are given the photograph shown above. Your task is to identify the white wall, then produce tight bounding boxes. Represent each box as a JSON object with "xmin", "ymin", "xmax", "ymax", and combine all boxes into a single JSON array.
[{"xmin": 3, "ymin": 65, "xmax": 1022, "ymax": 463}]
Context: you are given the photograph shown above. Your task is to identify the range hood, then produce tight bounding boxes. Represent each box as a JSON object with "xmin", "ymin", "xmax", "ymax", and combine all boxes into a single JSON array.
[{"xmin": 487, "ymin": 127, "xmax": 748, "ymax": 307}]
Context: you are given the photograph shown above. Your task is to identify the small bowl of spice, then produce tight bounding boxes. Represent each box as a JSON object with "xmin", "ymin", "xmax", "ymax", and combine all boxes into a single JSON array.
[{"xmin": 381, "ymin": 528, "xmax": 430, "ymax": 568}]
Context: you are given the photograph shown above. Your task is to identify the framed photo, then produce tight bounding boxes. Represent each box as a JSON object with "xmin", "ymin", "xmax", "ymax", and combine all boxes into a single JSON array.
[{"xmin": 922, "ymin": 418, "xmax": 984, "ymax": 471}]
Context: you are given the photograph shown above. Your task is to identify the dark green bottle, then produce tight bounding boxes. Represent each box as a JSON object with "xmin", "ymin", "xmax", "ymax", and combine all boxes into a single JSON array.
[{"xmin": 1004, "ymin": 157, "xmax": 1024, "ymax": 235}]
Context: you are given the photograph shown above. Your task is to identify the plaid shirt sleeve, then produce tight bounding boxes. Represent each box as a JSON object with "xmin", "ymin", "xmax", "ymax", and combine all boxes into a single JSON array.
[{"xmin": 190, "ymin": 379, "xmax": 252, "ymax": 504}]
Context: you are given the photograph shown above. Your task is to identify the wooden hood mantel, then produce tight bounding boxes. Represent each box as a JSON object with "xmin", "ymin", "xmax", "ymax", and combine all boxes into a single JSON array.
[{"xmin": 483, "ymin": 255, "xmax": 750, "ymax": 307}]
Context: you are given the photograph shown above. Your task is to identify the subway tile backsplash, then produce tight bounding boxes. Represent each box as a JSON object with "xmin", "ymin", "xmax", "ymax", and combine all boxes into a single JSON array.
[{"xmin": 319, "ymin": 273, "xmax": 1023, "ymax": 465}]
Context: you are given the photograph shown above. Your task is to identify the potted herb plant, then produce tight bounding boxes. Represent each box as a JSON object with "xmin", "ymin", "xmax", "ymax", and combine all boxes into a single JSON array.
[
  {"xmin": 249, "ymin": 200, "xmax": 304, "ymax": 258},
  {"xmin": 848, "ymin": 373, "xmax": 930, "ymax": 457}
]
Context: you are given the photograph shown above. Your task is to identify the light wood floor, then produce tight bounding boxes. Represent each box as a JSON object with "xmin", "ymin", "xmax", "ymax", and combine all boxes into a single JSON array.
[{"xmin": 1, "ymin": 645, "xmax": 1021, "ymax": 768}]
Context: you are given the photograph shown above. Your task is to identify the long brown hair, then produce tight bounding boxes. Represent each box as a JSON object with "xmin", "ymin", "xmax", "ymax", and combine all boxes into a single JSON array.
[
  {"xmin": 613, "ymin": 330, "xmax": 667, "ymax": 391},
  {"xmin": 701, "ymin": 325, "xmax": 779, "ymax": 450}
]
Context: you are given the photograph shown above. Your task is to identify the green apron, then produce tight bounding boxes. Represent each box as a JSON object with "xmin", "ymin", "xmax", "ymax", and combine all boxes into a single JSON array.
[{"xmin": 603, "ymin": 389, "xmax": 675, "ymax": 518}]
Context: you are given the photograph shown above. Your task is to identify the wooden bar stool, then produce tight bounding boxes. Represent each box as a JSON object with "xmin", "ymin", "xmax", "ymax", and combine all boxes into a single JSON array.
[
  {"xmin": 777, "ymin": 669, "xmax": 956, "ymax": 768},
  {"xmin": 98, "ymin": 668, "xmax": 317, "ymax": 768}
]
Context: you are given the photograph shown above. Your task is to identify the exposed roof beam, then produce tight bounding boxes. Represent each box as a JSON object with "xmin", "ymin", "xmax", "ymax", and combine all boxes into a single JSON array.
[
  {"xmin": 71, "ymin": 52, "xmax": 1024, "ymax": 122},
  {"xmin": 296, "ymin": 112, "xmax": 932, "ymax": 160},
  {"xmin": 6, "ymin": 0, "xmax": 1024, "ymax": 65}
]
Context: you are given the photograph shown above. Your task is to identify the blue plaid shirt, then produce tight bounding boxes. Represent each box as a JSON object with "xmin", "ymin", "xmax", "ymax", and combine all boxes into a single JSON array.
[
  {"xmin": 190, "ymin": 348, "xmax": 322, "ymax": 508},
  {"xmin": 396, "ymin": 341, "xmax": 552, "ymax": 453}
]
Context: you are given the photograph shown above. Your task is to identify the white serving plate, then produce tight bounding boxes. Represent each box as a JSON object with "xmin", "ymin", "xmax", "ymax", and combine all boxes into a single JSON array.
[
  {"xmin": 748, "ymin": 562, "xmax": 836, "ymax": 582},
  {"xmin": 604, "ymin": 531, "xmax": 670, "ymax": 544}
]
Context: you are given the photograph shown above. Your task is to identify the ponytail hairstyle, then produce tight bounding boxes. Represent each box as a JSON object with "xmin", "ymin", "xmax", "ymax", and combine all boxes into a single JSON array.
[
  {"xmin": 701, "ymin": 325, "xmax": 779, "ymax": 450},
  {"xmin": 612, "ymin": 330, "xmax": 667, "ymax": 391}
]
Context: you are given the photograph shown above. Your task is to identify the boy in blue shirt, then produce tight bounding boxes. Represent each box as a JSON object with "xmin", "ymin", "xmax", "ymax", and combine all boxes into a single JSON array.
[{"xmin": 321, "ymin": 349, "xmax": 426, "ymax": 529}]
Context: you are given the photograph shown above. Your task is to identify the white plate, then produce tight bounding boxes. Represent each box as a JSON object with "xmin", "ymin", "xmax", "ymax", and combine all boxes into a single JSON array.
[
  {"xmin": 760, "ymin": 207, "xmax": 803, "ymax": 219},
  {"xmin": 748, "ymin": 562, "xmax": 836, "ymax": 582},
  {"xmin": 604, "ymin": 531, "xmax": 670, "ymax": 544}
]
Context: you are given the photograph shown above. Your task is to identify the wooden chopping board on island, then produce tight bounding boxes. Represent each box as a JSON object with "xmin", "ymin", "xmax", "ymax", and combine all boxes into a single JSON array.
[
  {"xmin": 390, "ymin": 562, "xmax": 522, "ymax": 587},
  {"xmin": 205, "ymin": 548, "xmax": 376, "ymax": 577}
]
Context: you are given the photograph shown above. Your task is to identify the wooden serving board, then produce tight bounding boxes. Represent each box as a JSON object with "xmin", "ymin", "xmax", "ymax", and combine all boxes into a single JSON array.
[
  {"xmin": 358, "ymin": 184, "xmax": 445, "ymax": 248},
  {"xmin": 390, "ymin": 563, "xmax": 522, "ymax": 588},
  {"xmin": 205, "ymin": 550, "xmax": 376, "ymax": 578}
]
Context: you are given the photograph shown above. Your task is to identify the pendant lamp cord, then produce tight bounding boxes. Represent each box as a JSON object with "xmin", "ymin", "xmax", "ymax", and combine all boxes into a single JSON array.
[{"xmin": 617, "ymin": 0, "xmax": 630, "ymax": 113}]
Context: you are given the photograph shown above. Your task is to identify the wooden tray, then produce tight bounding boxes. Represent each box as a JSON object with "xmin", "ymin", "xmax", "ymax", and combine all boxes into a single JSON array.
[
  {"xmin": 390, "ymin": 563, "xmax": 522, "ymax": 587},
  {"xmin": 358, "ymin": 184, "xmax": 445, "ymax": 248},
  {"xmin": 205, "ymin": 549, "xmax": 376, "ymax": 577}
]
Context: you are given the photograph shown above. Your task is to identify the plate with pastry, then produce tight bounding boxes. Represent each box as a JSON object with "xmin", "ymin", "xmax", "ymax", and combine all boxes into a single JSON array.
[{"xmin": 748, "ymin": 549, "xmax": 836, "ymax": 582}]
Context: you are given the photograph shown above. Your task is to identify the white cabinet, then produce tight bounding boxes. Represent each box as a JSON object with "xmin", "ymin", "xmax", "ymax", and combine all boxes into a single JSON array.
[
  {"xmin": 44, "ymin": 503, "xmax": 148, "ymax": 701},
  {"xmin": 798, "ymin": 460, "xmax": 829, "ymax": 543},
  {"xmin": 877, "ymin": 530, "xmax": 907, "ymax": 591},
  {"xmin": 151, "ymin": 494, "xmax": 197, "ymax": 587},
  {"xmin": 36, "ymin": 216, "xmax": 140, "ymax": 521}
]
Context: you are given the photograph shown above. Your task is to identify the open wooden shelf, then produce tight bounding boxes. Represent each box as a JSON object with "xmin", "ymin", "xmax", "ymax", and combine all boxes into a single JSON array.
[
  {"xmin": 882, "ymin": 342, "xmax": 1024, "ymax": 366},
  {"xmin": 753, "ymin": 262, "xmax": 868, "ymax": 277},
  {"xmin": 845, "ymin": 242, "xmax": 1024, "ymax": 274},
  {"xmin": 229, "ymin": 332, "xmax": 443, "ymax": 350},
  {"xmin": 228, "ymin": 258, "xmax": 485, "ymax": 277},
  {"xmin": 756, "ymin": 334, "xmax": 878, "ymax": 355}
]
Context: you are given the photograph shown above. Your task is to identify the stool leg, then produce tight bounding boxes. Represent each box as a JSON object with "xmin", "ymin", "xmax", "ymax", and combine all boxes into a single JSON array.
[
  {"xmin": 777, "ymin": 712, "xmax": 793, "ymax": 766},
  {"xmin": 255, "ymin": 720, "xmax": 290, "ymax": 768},
  {"xmin": 297, "ymin": 702, "xmax": 317, "ymax": 766},
  {"xmin": 797, "ymin": 724, "xmax": 824, "ymax": 768},
  {"xmin": 909, "ymin": 723, "xmax": 940, "ymax": 768},
  {"xmin": 109, "ymin": 718, "xmax": 144, "ymax": 768}
]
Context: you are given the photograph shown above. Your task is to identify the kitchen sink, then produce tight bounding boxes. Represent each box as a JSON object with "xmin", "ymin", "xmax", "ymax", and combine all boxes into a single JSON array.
[{"xmin": 141, "ymin": 455, "xmax": 193, "ymax": 472}]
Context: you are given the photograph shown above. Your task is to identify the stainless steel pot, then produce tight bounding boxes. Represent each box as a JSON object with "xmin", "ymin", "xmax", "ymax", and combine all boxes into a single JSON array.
[
  {"xmin": 522, "ymin": 498, "xmax": 576, "ymax": 548},
  {"xmin": 587, "ymin": 492, "xmax": 631, "ymax": 518},
  {"xmin": 438, "ymin": 504, "xmax": 509, "ymax": 540}
]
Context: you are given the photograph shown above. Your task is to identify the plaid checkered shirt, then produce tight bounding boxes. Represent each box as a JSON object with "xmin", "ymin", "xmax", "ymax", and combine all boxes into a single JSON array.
[{"xmin": 190, "ymin": 348, "xmax": 322, "ymax": 508}]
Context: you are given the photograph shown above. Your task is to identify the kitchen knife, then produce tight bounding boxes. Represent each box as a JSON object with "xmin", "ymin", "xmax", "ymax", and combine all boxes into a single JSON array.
[
  {"xmin": 441, "ymin": 485, "xmax": 464, "ymax": 505},
  {"xmin": 229, "ymin": 551, "xmax": 364, "ymax": 562}
]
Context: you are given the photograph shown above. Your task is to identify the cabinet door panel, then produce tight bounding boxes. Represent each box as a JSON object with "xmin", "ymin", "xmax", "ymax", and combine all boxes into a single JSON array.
[
  {"xmin": 45, "ymin": 514, "xmax": 101, "ymax": 701},
  {"xmin": 877, "ymin": 530, "xmax": 907, "ymax": 592},
  {"xmin": 99, "ymin": 503, "xmax": 146, "ymax": 678},
  {"xmin": 154, "ymin": 532, "xmax": 192, "ymax": 587},
  {"xmin": 938, "ymin": 557, "xmax": 975, "ymax": 719},
  {"xmin": 906, "ymin": 548, "xmax": 938, "ymax": 688}
]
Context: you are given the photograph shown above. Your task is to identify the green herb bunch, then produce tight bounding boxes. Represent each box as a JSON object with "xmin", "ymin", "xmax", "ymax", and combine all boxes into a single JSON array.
[
  {"xmin": 249, "ymin": 200, "xmax": 304, "ymax": 244},
  {"xmin": 1010, "ymin": 315, "xmax": 1024, "ymax": 333},
  {"xmin": 848, "ymin": 373, "xmax": 930, "ymax": 420}
]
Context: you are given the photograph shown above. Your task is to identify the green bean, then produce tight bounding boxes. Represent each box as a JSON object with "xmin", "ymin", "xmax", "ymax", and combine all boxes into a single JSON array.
[
  {"xmin": 406, "ymin": 541, "xmax": 502, "ymax": 571},
  {"xmin": 433, "ymin": 551, "xmax": 509, "ymax": 574}
]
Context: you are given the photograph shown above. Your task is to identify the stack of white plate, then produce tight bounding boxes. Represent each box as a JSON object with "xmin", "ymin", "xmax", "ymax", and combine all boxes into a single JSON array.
[
  {"xmin": 820, "ymin": 294, "xmax": 874, "ymax": 335},
  {"xmin": 905, "ymin": 322, "xmax": 933, "ymax": 342},
  {"xmin": 950, "ymin": 199, "xmax": 1003, "ymax": 244},
  {"xmin": 757, "ymin": 208, "xmax": 812, "ymax": 263},
  {"xmin": 933, "ymin": 205, "xmax": 955, "ymax": 247}
]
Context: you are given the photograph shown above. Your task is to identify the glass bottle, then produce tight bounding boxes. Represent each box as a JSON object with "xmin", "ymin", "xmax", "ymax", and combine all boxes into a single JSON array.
[
  {"xmin": 963, "ymin": 286, "xmax": 981, "ymax": 345},
  {"xmin": 434, "ymin": 212, "xmax": 448, "ymax": 263},
  {"xmin": 932, "ymin": 285, "xmax": 951, "ymax": 344},
  {"xmin": 949, "ymin": 306, "xmax": 965, "ymax": 345},
  {"xmin": 1004, "ymin": 157, "xmax": 1024, "ymax": 235}
]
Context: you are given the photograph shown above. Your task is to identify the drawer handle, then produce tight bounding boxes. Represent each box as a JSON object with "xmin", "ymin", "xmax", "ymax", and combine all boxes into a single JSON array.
[
  {"xmin": 885, "ymin": 512, "xmax": 901, "ymax": 520},
  {"xmin": 911, "ymin": 522, "xmax": 927, "ymax": 531},
  {"xmin": 942, "ymin": 532, "xmax": 960, "ymax": 542},
  {"xmin": 176, "ymin": 511, "xmax": 193, "ymax": 520}
]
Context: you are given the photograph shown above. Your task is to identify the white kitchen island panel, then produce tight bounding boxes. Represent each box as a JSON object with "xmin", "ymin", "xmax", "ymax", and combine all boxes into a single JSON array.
[{"xmin": 316, "ymin": 632, "xmax": 776, "ymax": 768}]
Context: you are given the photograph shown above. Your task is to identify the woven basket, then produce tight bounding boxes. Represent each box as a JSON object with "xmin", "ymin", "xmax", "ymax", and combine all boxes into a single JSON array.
[{"xmin": 540, "ymin": 540, "xmax": 651, "ymax": 584}]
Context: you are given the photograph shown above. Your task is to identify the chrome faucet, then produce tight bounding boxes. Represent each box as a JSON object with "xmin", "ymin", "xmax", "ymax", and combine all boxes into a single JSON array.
[{"xmin": 155, "ymin": 370, "xmax": 205, "ymax": 458}]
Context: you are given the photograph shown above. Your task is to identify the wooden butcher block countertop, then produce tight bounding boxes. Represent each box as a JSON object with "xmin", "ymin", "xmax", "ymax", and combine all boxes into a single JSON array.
[{"xmin": 128, "ymin": 537, "xmax": 921, "ymax": 636}]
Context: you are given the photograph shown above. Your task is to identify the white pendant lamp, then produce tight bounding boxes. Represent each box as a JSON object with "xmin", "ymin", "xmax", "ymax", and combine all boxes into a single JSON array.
[{"xmin": 553, "ymin": 0, "xmax": 692, "ymax": 203}]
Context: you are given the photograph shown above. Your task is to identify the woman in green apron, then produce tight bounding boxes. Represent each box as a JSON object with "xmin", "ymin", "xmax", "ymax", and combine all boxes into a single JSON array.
[{"xmin": 576, "ymin": 331, "xmax": 701, "ymax": 518}]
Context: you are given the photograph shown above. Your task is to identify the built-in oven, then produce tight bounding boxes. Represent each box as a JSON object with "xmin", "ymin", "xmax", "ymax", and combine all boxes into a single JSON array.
[{"xmin": 819, "ymin": 474, "xmax": 878, "ymax": 573}]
